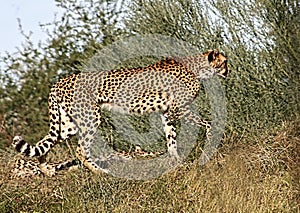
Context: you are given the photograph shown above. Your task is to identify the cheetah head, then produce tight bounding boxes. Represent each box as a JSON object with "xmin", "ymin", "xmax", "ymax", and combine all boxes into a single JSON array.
[{"xmin": 204, "ymin": 49, "xmax": 229, "ymax": 78}]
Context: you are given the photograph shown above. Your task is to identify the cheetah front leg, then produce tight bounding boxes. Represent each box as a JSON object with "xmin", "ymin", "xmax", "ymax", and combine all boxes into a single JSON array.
[
  {"xmin": 178, "ymin": 107, "xmax": 212, "ymax": 140},
  {"xmin": 184, "ymin": 111, "xmax": 212, "ymax": 139}
]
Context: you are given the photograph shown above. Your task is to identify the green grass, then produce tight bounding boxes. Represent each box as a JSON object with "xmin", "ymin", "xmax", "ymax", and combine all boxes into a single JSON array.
[{"xmin": 0, "ymin": 121, "xmax": 299, "ymax": 213}]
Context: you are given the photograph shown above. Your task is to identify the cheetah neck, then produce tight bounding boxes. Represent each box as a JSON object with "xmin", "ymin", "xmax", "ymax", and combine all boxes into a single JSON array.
[{"xmin": 174, "ymin": 54, "xmax": 215, "ymax": 80}]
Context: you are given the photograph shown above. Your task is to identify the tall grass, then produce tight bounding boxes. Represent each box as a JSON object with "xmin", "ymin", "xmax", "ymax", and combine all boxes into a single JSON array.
[{"xmin": 1, "ymin": 121, "xmax": 298, "ymax": 212}]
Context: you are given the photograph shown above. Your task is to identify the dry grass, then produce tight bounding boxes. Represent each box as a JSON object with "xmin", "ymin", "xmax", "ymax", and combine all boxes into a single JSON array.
[{"xmin": 0, "ymin": 121, "xmax": 299, "ymax": 213}]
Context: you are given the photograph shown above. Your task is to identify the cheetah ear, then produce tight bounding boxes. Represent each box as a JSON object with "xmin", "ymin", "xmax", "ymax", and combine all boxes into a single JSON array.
[{"xmin": 207, "ymin": 49, "xmax": 219, "ymax": 62}]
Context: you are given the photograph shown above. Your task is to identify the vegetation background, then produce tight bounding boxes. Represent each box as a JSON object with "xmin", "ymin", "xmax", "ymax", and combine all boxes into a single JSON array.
[{"xmin": 0, "ymin": 0, "xmax": 299, "ymax": 212}]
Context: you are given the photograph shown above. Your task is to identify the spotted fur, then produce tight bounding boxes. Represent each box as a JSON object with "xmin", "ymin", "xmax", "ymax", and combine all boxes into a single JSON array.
[{"xmin": 12, "ymin": 49, "xmax": 229, "ymax": 176}]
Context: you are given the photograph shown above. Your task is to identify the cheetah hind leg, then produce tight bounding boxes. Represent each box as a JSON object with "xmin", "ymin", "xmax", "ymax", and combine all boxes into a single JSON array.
[
  {"xmin": 161, "ymin": 113, "xmax": 181, "ymax": 161},
  {"xmin": 75, "ymin": 144, "xmax": 115, "ymax": 174},
  {"xmin": 72, "ymin": 103, "xmax": 112, "ymax": 173}
]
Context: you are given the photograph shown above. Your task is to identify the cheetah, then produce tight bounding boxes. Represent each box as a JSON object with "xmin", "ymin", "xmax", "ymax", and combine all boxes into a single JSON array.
[{"xmin": 12, "ymin": 49, "xmax": 229, "ymax": 176}]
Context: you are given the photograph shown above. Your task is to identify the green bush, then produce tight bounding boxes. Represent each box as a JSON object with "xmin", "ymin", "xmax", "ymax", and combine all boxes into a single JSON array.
[
  {"xmin": 0, "ymin": 0, "xmax": 299, "ymax": 148},
  {"xmin": 126, "ymin": 0, "xmax": 300, "ymax": 137}
]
